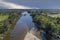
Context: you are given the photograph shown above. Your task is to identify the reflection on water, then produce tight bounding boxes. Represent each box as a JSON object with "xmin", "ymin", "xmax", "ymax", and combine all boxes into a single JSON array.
[
  {"xmin": 20, "ymin": 11, "xmax": 37, "ymax": 30},
  {"xmin": 10, "ymin": 11, "xmax": 38, "ymax": 40},
  {"xmin": 10, "ymin": 11, "xmax": 46, "ymax": 40}
]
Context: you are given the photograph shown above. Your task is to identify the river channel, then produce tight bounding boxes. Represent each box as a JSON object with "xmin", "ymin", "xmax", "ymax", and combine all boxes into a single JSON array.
[{"xmin": 10, "ymin": 11, "xmax": 46, "ymax": 40}]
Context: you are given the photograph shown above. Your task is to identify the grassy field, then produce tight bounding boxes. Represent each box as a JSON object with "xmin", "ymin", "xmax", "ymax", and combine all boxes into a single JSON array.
[
  {"xmin": 0, "ymin": 15, "xmax": 8, "ymax": 22},
  {"xmin": 48, "ymin": 14, "xmax": 60, "ymax": 17}
]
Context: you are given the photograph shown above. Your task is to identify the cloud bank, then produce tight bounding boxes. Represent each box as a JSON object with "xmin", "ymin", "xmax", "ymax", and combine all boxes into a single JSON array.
[
  {"xmin": 0, "ymin": 0, "xmax": 38, "ymax": 9},
  {"xmin": 0, "ymin": 0, "xmax": 60, "ymax": 9}
]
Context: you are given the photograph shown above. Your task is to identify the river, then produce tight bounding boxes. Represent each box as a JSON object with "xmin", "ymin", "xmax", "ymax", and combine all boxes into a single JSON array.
[{"xmin": 10, "ymin": 11, "xmax": 46, "ymax": 40}]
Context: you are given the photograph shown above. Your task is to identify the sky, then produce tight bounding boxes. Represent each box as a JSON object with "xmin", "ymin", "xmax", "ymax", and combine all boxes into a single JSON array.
[{"xmin": 0, "ymin": 0, "xmax": 60, "ymax": 9}]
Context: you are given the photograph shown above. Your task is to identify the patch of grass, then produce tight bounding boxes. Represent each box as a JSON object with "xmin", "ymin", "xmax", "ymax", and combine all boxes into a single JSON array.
[
  {"xmin": 0, "ymin": 34, "xmax": 3, "ymax": 40},
  {"xmin": 48, "ymin": 14, "xmax": 60, "ymax": 17},
  {"xmin": 0, "ymin": 15, "xmax": 8, "ymax": 22}
]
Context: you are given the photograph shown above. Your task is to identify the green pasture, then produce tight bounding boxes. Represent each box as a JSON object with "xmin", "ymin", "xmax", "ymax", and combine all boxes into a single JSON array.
[{"xmin": 0, "ymin": 15, "xmax": 8, "ymax": 22}]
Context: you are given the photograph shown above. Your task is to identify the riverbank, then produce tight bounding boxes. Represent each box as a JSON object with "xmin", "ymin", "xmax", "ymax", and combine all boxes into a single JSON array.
[
  {"xmin": 3, "ymin": 14, "xmax": 21, "ymax": 40},
  {"xmin": 10, "ymin": 22, "xmax": 29, "ymax": 40},
  {"xmin": 24, "ymin": 28, "xmax": 41, "ymax": 40}
]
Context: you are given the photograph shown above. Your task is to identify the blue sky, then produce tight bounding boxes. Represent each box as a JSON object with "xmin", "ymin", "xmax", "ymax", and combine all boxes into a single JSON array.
[{"xmin": 0, "ymin": 0, "xmax": 60, "ymax": 9}]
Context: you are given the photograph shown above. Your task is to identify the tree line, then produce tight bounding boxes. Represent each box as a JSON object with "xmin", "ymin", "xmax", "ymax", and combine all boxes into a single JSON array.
[
  {"xmin": 0, "ymin": 9, "xmax": 22, "ymax": 40},
  {"xmin": 29, "ymin": 10, "xmax": 60, "ymax": 40}
]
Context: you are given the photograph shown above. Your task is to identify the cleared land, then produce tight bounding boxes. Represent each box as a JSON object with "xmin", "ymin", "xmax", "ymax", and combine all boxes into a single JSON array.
[
  {"xmin": 48, "ymin": 14, "xmax": 60, "ymax": 17},
  {"xmin": 0, "ymin": 15, "xmax": 8, "ymax": 22}
]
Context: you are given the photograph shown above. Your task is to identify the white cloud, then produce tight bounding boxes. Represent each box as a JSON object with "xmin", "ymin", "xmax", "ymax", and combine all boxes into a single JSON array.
[
  {"xmin": 0, "ymin": 0, "xmax": 38, "ymax": 9},
  {"xmin": 0, "ymin": 0, "xmax": 60, "ymax": 9}
]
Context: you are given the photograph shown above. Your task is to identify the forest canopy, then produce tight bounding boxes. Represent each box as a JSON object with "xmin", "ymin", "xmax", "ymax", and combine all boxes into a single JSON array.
[{"xmin": 29, "ymin": 10, "xmax": 60, "ymax": 39}]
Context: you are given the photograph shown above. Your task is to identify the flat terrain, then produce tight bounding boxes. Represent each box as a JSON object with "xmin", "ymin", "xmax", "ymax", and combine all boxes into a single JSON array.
[
  {"xmin": 0, "ymin": 15, "xmax": 8, "ymax": 22},
  {"xmin": 48, "ymin": 14, "xmax": 60, "ymax": 17}
]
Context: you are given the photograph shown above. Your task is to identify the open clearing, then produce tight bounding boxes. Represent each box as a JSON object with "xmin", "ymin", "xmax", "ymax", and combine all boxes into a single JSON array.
[{"xmin": 0, "ymin": 15, "xmax": 8, "ymax": 22}]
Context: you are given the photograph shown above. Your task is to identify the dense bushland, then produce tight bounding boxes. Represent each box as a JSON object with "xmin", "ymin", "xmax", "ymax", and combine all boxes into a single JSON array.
[
  {"xmin": 0, "ymin": 9, "xmax": 21, "ymax": 40},
  {"xmin": 29, "ymin": 10, "xmax": 60, "ymax": 39}
]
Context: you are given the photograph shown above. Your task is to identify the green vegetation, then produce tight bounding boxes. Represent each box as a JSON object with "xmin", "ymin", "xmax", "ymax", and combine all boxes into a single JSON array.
[
  {"xmin": 29, "ymin": 10, "xmax": 60, "ymax": 40},
  {"xmin": 0, "ymin": 9, "xmax": 60, "ymax": 40},
  {"xmin": 0, "ymin": 15, "xmax": 8, "ymax": 22},
  {"xmin": 0, "ymin": 9, "xmax": 22, "ymax": 40}
]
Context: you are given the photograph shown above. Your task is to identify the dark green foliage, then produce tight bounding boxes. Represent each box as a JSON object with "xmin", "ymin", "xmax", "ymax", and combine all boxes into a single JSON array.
[
  {"xmin": 0, "ymin": 10, "xmax": 21, "ymax": 34},
  {"xmin": 30, "ymin": 10, "xmax": 60, "ymax": 39}
]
